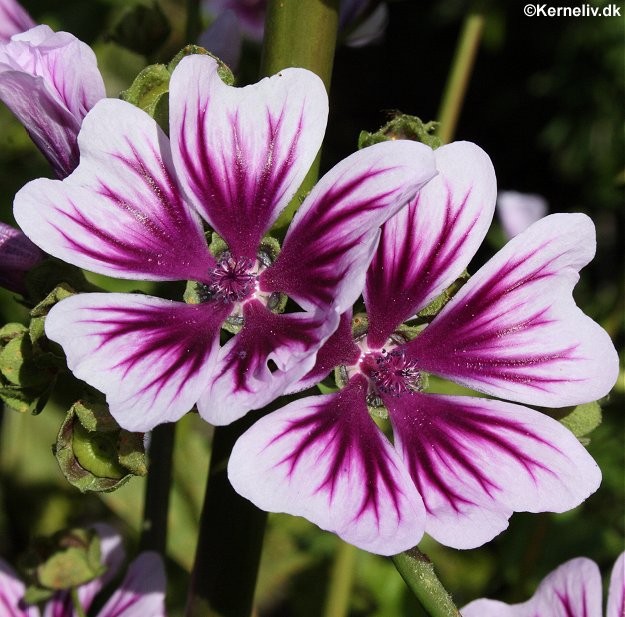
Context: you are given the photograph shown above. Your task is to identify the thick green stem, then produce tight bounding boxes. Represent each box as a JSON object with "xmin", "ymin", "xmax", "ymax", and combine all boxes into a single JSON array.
[
  {"xmin": 261, "ymin": 0, "xmax": 340, "ymax": 228},
  {"xmin": 436, "ymin": 13, "xmax": 485, "ymax": 144},
  {"xmin": 392, "ymin": 548, "xmax": 461, "ymax": 617},
  {"xmin": 70, "ymin": 587, "xmax": 87, "ymax": 617},
  {"xmin": 322, "ymin": 541, "xmax": 357, "ymax": 617},
  {"xmin": 139, "ymin": 423, "xmax": 176, "ymax": 554},
  {"xmin": 184, "ymin": 419, "xmax": 268, "ymax": 617}
]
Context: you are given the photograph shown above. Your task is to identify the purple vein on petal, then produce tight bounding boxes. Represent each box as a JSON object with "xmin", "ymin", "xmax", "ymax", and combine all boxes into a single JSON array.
[{"xmin": 273, "ymin": 375, "xmax": 404, "ymax": 525}]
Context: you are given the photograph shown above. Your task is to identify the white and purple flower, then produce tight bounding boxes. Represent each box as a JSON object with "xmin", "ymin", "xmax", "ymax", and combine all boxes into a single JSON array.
[
  {"xmin": 0, "ymin": 24, "xmax": 105, "ymax": 178},
  {"xmin": 14, "ymin": 54, "xmax": 436, "ymax": 431},
  {"xmin": 228, "ymin": 141, "xmax": 619, "ymax": 555},
  {"xmin": 0, "ymin": 524, "xmax": 167, "ymax": 617},
  {"xmin": 0, "ymin": 0, "xmax": 35, "ymax": 42},
  {"xmin": 462, "ymin": 552, "xmax": 624, "ymax": 617}
]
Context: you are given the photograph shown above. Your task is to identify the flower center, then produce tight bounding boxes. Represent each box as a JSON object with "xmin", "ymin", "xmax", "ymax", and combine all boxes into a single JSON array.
[
  {"xmin": 361, "ymin": 348, "xmax": 422, "ymax": 398},
  {"xmin": 205, "ymin": 255, "xmax": 256, "ymax": 304}
]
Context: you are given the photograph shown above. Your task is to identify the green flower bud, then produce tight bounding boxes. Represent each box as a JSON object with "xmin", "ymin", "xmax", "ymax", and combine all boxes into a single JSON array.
[
  {"xmin": 359, "ymin": 114, "xmax": 442, "ymax": 150},
  {"xmin": 55, "ymin": 396, "xmax": 147, "ymax": 492}
]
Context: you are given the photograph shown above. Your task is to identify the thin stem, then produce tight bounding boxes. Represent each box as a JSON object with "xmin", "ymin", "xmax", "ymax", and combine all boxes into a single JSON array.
[
  {"xmin": 392, "ymin": 548, "xmax": 461, "ymax": 617},
  {"xmin": 184, "ymin": 418, "xmax": 267, "ymax": 617},
  {"xmin": 322, "ymin": 541, "xmax": 357, "ymax": 617},
  {"xmin": 261, "ymin": 0, "xmax": 340, "ymax": 229},
  {"xmin": 436, "ymin": 13, "xmax": 485, "ymax": 144},
  {"xmin": 139, "ymin": 423, "xmax": 176, "ymax": 554},
  {"xmin": 70, "ymin": 587, "xmax": 87, "ymax": 617},
  {"xmin": 186, "ymin": 0, "xmax": 201, "ymax": 44}
]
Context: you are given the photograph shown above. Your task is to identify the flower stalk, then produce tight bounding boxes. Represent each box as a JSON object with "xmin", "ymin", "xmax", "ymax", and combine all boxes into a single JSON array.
[
  {"xmin": 436, "ymin": 12, "xmax": 485, "ymax": 144},
  {"xmin": 262, "ymin": 0, "xmax": 340, "ymax": 228},
  {"xmin": 70, "ymin": 587, "xmax": 87, "ymax": 617},
  {"xmin": 392, "ymin": 549, "xmax": 461, "ymax": 617},
  {"xmin": 184, "ymin": 419, "xmax": 268, "ymax": 617}
]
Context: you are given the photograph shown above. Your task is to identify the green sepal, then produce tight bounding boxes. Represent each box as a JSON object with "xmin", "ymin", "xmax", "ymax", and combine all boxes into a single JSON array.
[
  {"xmin": 23, "ymin": 585, "xmax": 55, "ymax": 605},
  {"xmin": 183, "ymin": 279, "xmax": 206, "ymax": 305},
  {"xmin": 359, "ymin": 114, "xmax": 442, "ymax": 150},
  {"xmin": 0, "ymin": 319, "xmax": 59, "ymax": 414},
  {"xmin": 168, "ymin": 45, "xmax": 235, "ymax": 86},
  {"xmin": 208, "ymin": 232, "xmax": 229, "ymax": 259},
  {"xmin": 55, "ymin": 397, "xmax": 147, "ymax": 493},
  {"xmin": 120, "ymin": 63, "xmax": 171, "ymax": 130},
  {"xmin": 549, "ymin": 401, "xmax": 603, "ymax": 443},
  {"xmin": 412, "ymin": 270, "xmax": 470, "ymax": 324},
  {"xmin": 21, "ymin": 528, "xmax": 105, "ymax": 595},
  {"xmin": 108, "ymin": 1, "xmax": 171, "ymax": 57}
]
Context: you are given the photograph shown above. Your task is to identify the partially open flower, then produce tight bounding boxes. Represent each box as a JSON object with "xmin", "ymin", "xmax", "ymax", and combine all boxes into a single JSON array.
[
  {"xmin": 0, "ymin": 0, "xmax": 35, "ymax": 42},
  {"xmin": 0, "ymin": 25, "xmax": 105, "ymax": 177}
]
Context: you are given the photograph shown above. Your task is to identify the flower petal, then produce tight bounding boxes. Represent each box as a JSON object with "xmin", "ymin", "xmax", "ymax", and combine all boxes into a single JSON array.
[
  {"xmin": 0, "ymin": 25, "xmax": 104, "ymax": 177},
  {"xmin": 228, "ymin": 374, "xmax": 426, "ymax": 555},
  {"xmin": 607, "ymin": 553, "xmax": 625, "ymax": 617},
  {"xmin": 386, "ymin": 392, "xmax": 601, "ymax": 549},
  {"xmin": 45, "ymin": 293, "xmax": 229, "ymax": 431},
  {"xmin": 96, "ymin": 552, "xmax": 166, "ymax": 617},
  {"xmin": 0, "ymin": 559, "xmax": 39, "ymax": 617},
  {"xmin": 364, "ymin": 141, "xmax": 496, "ymax": 347},
  {"xmin": 14, "ymin": 98, "xmax": 213, "ymax": 282},
  {"xmin": 170, "ymin": 54, "xmax": 327, "ymax": 259},
  {"xmin": 0, "ymin": 0, "xmax": 35, "ymax": 41},
  {"xmin": 288, "ymin": 310, "xmax": 361, "ymax": 393},
  {"xmin": 462, "ymin": 557, "xmax": 605, "ymax": 617},
  {"xmin": 407, "ymin": 213, "xmax": 619, "ymax": 407},
  {"xmin": 260, "ymin": 140, "xmax": 437, "ymax": 313},
  {"xmin": 198, "ymin": 299, "xmax": 338, "ymax": 425}
]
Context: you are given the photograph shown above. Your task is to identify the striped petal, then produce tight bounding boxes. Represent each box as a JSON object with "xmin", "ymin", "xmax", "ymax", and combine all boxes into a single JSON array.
[
  {"xmin": 0, "ymin": 0, "xmax": 35, "ymax": 41},
  {"xmin": 260, "ymin": 139, "xmax": 437, "ymax": 313},
  {"xmin": 365, "ymin": 141, "xmax": 496, "ymax": 347},
  {"xmin": 0, "ymin": 222, "xmax": 44, "ymax": 294},
  {"xmin": 608, "ymin": 553, "xmax": 625, "ymax": 617},
  {"xmin": 199, "ymin": 299, "xmax": 338, "ymax": 425},
  {"xmin": 96, "ymin": 552, "xmax": 166, "ymax": 617},
  {"xmin": 170, "ymin": 54, "xmax": 327, "ymax": 260},
  {"xmin": 0, "ymin": 559, "xmax": 39, "ymax": 617},
  {"xmin": 462, "ymin": 557, "xmax": 603, "ymax": 617},
  {"xmin": 406, "ymin": 213, "xmax": 619, "ymax": 407},
  {"xmin": 45, "ymin": 293, "xmax": 229, "ymax": 431},
  {"xmin": 14, "ymin": 98, "xmax": 213, "ymax": 283},
  {"xmin": 386, "ymin": 392, "xmax": 601, "ymax": 549},
  {"xmin": 229, "ymin": 374, "xmax": 426, "ymax": 555}
]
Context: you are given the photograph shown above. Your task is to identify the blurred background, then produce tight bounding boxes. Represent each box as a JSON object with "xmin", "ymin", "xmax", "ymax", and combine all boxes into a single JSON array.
[{"xmin": 0, "ymin": 1, "xmax": 622, "ymax": 615}]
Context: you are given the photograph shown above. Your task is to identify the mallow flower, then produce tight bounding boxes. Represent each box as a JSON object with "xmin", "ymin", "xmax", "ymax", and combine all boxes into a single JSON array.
[
  {"xmin": 0, "ymin": 0, "xmax": 35, "ymax": 41},
  {"xmin": 0, "ymin": 524, "xmax": 166, "ymax": 617},
  {"xmin": 228, "ymin": 141, "xmax": 619, "ymax": 555},
  {"xmin": 462, "ymin": 552, "xmax": 624, "ymax": 617},
  {"xmin": 0, "ymin": 24, "xmax": 105, "ymax": 178},
  {"xmin": 14, "ymin": 54, "xmax": 437, "ymax": 431}
]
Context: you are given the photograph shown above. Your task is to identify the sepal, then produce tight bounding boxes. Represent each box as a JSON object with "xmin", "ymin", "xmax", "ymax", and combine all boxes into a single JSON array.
[
  {"xmin": 21, "ymin": 527, "xmax": 105, "ymax": 601},
  {"xmin": 359, "ymin": 114, "xmax": 441, "ymax": 150},
  {"xmin": 549, "ymin": 400, "xmax": 603, "ymax": 444},
  {"xmin": 54, "ymin": 396, "xmax": 147, "ymax": 493},
  {"xmin": 120, "ymin": 63, "xmax": 171, "ymax": 130}
]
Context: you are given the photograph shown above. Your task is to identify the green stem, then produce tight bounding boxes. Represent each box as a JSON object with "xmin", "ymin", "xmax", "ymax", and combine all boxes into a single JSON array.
[
  {"xmin": 184, "ymin": 418, "xmax": 268, "ymax": 617},
  {"xmin": 392, "ymin": 548, "xmax": 461, "ymax": 617},
  {"xmin": 139, "ymin": 423, "xmax": 176, "ymax": 554},
  {"xmin": 322, "ymin": 541, "xmax": 357, "ymax": 617},
  {"xmin": 186, "ymin": 0, "xmax": 201, "ymax": 44},
  {"xmin": 70, "ymin": 587, "xmax": 87, "ymax": 617},
  {"xmin": 436, "ymin": 13, "xmax": 485, "ymax": 144},
  {"xmin": 261, "ymin": 0, "xmax": 340, "ymax": 229}
]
